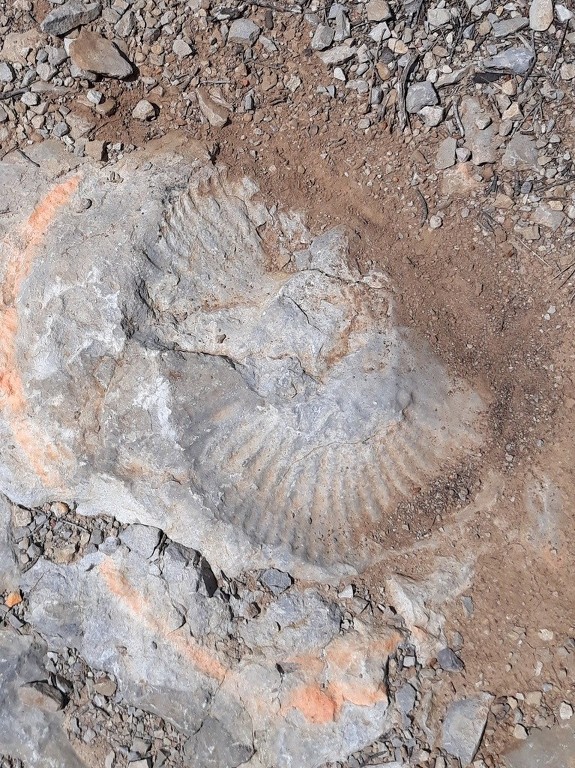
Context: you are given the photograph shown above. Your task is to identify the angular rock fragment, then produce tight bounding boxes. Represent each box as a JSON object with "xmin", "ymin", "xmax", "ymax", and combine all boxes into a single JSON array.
[
  {"xmin": 228, "ymin": 18, "xmax": 261, "ymax": 45},
  {"xmin": 406, "ymin": 81, "xmax": 438, "ymax": 113},
  {"xmin": 318, "ymin": 44, "xmax": 356, "ymax": 65},
  {"xmin": 196, "ymin": 88, "xmax": 230, "ymax": 127},
  {"xmin": 529, "ymin": 0, "xmax": 554, "ymax": 30},
  {"xmin": 70, "ymin": 31, "xmax": 133, "ymax": 78},
  {"xmin": 41, "ymin": 1, "xmax": 102, "ymax": 37},
  {"xmin": 442, "ymin": 695, "xmax": 493, "ymax": 766},
  {"xmin": 482, "ymin": 46, "xmax": 534, "ymax": 74},
  {"xmin": 19, "ymin": 681, "xmax": 67, "ymax": 712}
]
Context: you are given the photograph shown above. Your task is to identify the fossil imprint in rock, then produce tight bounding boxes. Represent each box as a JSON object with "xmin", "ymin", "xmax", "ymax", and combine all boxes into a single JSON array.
[{"xmin": 0, "ymin": 148, "xmax": 485, "ymax": 577}]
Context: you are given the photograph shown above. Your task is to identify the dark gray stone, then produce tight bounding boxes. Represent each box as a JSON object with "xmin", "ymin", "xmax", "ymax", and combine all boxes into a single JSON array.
[
  {"xmin": 41, "ymin": 1, "xmax": 102, "ymax": 36},
  {"xmin": 259, "ymin": 568, "xmax": 292, "ymax": 594},
  {"xmin": 437, "ymin": 647, "xmax": 464, "ymax": 672}
]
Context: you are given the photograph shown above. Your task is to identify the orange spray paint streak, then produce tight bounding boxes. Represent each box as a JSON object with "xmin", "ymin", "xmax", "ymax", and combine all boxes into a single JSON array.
[
  {"xmin": 99, "ymin": 558, "xmax": 228, "ymax": 683},
  {"xmin": 0, "ymin": 175, "xmax": 80, "ymax": 486}
]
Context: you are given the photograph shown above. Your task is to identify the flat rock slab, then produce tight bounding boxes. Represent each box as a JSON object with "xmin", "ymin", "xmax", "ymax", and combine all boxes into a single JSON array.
[
  {"xmin": 441, "ymin": 694, "xmax": 493, "ymax": 766},
  {"xmin": 504, "ymin": 721, "xmax": 575, "ymax": 768},
  {"xmin": 70, "ymin": 31, "xmax": 133, "ymax": 77},
  {"xmin": 41, "ymin": 1, "xmax": 101, "ymax": 36},
  {"xmin": 0, "ymin": 144, "xmax": 484, "ymax": 580}
]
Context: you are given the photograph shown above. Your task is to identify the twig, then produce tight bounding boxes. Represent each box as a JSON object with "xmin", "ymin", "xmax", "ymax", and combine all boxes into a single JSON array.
[
  {"xmin": 16, "ymin": 148, "xmax": 40, "ymax": 167},
  {"xmin": 415, "ymin": 187, "xmax": 428, "ymax": 224},
  {"xmin": 453, "ymin": 97, "xmax": 465, "ymax": 137},
  {"xmin": 551, "ymin": 21, "xmax": 569, "ymax": 71},
  {"xmin": 397, "ymin": 53, "xmax": 419, "ymax": 133},
  {"xmin": 0, "ymin": 88, "xmax": 27, "ymax": 101}
]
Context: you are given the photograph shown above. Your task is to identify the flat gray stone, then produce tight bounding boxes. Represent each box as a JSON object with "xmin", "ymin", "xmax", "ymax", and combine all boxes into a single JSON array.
[
  {"xmin": 492, "ymin": 16, "xmax": 529, "ymax": 37},
  {"xmin": 0, "ymin": 62, "xmax": 14, "ymax": 82},
  {"xmin": 120, "ymin": 524, "xmax": 162, "ymax": 558},
  {"xmin": 460, "ymin": 96, "xmax": 498, "ymax": 164},
  {"xmin": 406, "ymin": 80, "xmax": 438, "ymax": 113},
  {"xmin": 482, "ymin": 46, "xmax": 534, "ymax": 74},
  {"xmin": 69, "ymin": 31, "xmax": 133, "ymax": 78},
  {"xmin": 442, "ymin": 695, "xmax": 493, "ymax": 766},
  {"xmin": 504, "ymin": 721, "xmax": 575, "ymax": 768},
  {"xmin": 318, "ymin": 44, "xmax": 356, "ymax": 65},
  {"xmin": 532, "ymin": 205, "xmax": 565, "ymax": 231},
  {"xmin": 311, "ymin": 24, "xmax": 335, "ymax": 51},
  {"xmin": 502, "ymin": 132, "xmax": 538, "ymax": 170},
  {"xmin": 41, "ymin": 1, "xmax": 101, "ymax": 36},
  {"xmin": 259, "ymin": 568, "xmax": 292, "ymax": 594},
  {"xmin": 366, "ymin": 0, "xmax": 392, "ymax": 21},
  {"xmin": 437, "ymin": 646, "xmax": 464, "ymax": 671},
  {"xmin": 395, "ymin": 683, "xmax": 416, "ymax": 714},
  {"xmin": 228, "ymin": 18, "xmax": 261, "ymax": 45},
  {"xmin": 435, "ymin": 137, "xmax": 457, "ymax": 170}
]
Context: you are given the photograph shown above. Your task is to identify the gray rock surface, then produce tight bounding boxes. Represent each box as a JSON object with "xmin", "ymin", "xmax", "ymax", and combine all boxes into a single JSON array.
[
  {"xmin": 41, "ymin": 1, "xmax": 102, "ymax": 36},
  {"xmin": 482, "ymin": 46, "xmax": 534, "ymax": 74},
  {"xmin": 318, "ymin": 44, "xmax": 356, "ymax": 65},
  {"xmin": 21, "ymin": 540, "xmax": 402, "ymax": 767},
  {"xmin": 461, "ymin": 96, "xmax": 498, "ymax": 165},
  {"xmin": 0, "ymin": 629, "xmax": 87, "ymax": 766},
  {"xmin": 0, "ymin": 146, "xmax": 484, "ymax": 581},
  {"xmin": 529, "ymin": 0, "xmax": 554, "ymax": 30},
  {"xmin": 441, "ymin": 695, "xmax": 493, "ymax": 766},
  {"xmin": 502, "ymin": 133, "xmax": 538, "ymax": 170},
  {"xmin": 406, "ymin": 81, "xmax": 439, "ymax": 113},
  {"xmin": 312, "ymin": 23, "xmax": 335, "ymax": 50},
  {"xmin": 228, "ymin": 18, "xmax": 261, "ymax": 45},
  {"xmin": 435, "ymin": 137, "xmax": 457, "ymax": 170},
  {"xmin": 504, "ymin": 721, "xmax": 575, "ymax": 768}
]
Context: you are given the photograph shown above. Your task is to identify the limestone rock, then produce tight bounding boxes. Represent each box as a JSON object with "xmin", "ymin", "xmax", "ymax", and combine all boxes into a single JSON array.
[
  {"xmin": 482, "ymin": 46, "xmax": 534, "ymax": 74},
  {"xmin": 0, "ymin": 147, "xmax": 484, "ymax": 580},
  {"xmin": 22, "ymin": 541, "xmax": 403, "ymax": 767},
  {"xmin": 0, "ymin": 630, "xmax": 86, "ymax": 766},
  {"xmin": 69, "ymin": 31, "xmax": 133, "ymax": 78},
  {"xmin": 529, "ymin": 0, "xmax": 554, "ymax": 30},
  {"xmin": 502, "ymin": 132, "xmax": 538, "ymax": 170},
  {"xmin": 132, "ymin": 99, "xmax": 157, "ymax": 120},
  {"xmin": 41, "ymin": 1, "xmax": 102, "ymax": 37},
  {"xmin": 366, "ymin": 0, "xmax": 392, "ymax": 21},
  {"xmin": 406, "ymin": 81, "xmax": 438, "ymax": 113},
  {"xmin": 460, "ymin": 96, "xmax": 498, "ymax": 165},
  {"xmin": 196, "ymin": 88, "xmax": 230, "ymax": 127},
  {"xmin": 442, "ymin": 694, "xmax": 493, "ymax": 765},
  {"xmin": 228, "ymin": 19, "xmax": 261, "ymax": 45},
  {"xmin": 318, "ymin": 44, "xmax": 356, "ymax": 65},
  {"xmin": 311, "ymin": 24, "xmax": 335, "ymax": 51}
]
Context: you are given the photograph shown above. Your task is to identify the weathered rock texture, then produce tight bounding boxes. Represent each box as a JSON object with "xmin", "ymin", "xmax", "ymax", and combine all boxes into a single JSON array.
[{"xmin": 0, "ymin": 142, "xmax": 485, "ymax": 580}]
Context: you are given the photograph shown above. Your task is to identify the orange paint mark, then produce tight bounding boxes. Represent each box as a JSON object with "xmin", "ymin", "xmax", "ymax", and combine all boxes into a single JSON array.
[
  {"xmin": 99, "ymin": 558, "xmax": 228, "ymax": 683},
  {"xmin": 0, "ymin": 175, "xmax": 80, "ymax": 486},
  {"xmin": 287, "ymin": 684, "xmax": 338, "ymax": 724}
]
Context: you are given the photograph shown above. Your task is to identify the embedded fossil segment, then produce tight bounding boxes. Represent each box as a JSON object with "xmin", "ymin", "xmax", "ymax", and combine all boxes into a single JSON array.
[{"xmin": 0, "ymin": 143, "xmax": 485, "ymax": 578}]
